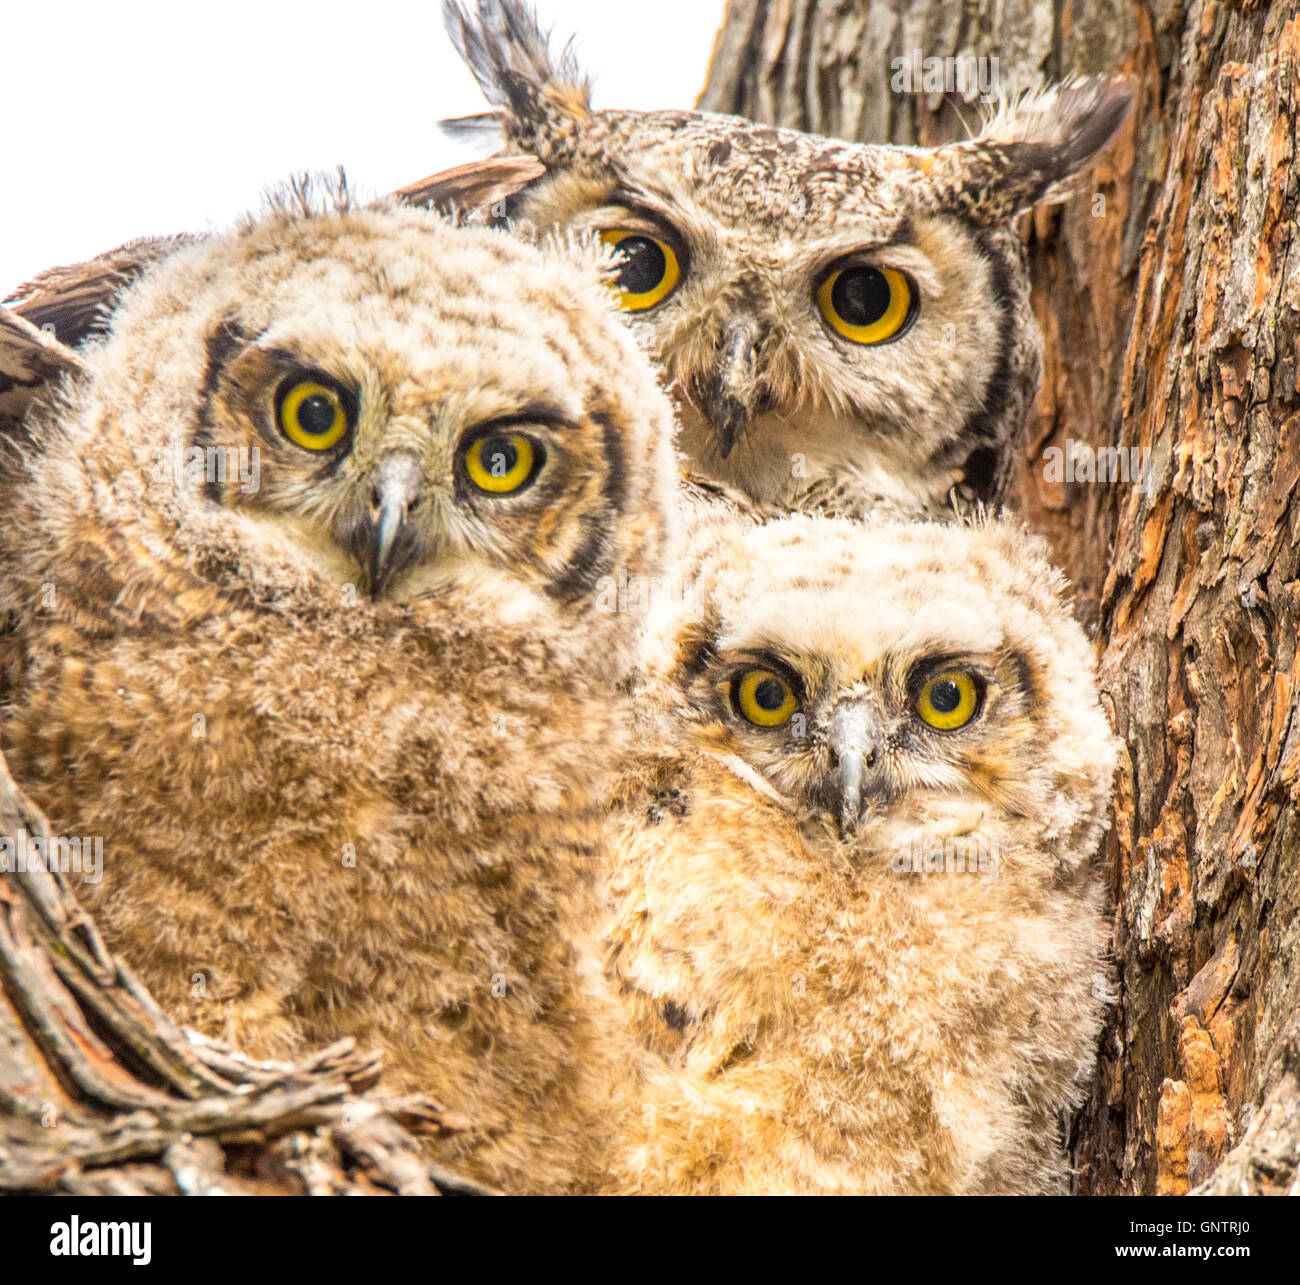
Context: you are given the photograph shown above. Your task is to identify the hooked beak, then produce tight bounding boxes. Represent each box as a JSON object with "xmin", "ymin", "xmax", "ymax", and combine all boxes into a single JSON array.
[
  {"xmin": 828, "ymin": 699, "xmax": 887, "ymax": 835},
  {"xmin": 703, "ymin": 318, "xmax": 761, "ymax": 459},
  {"xmin": 362, "ymin": 450, "xmax": 424, "ymax": 598}
]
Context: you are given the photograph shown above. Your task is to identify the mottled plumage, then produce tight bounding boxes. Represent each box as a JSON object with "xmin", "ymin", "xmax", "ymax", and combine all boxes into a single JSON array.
[
  {"xmin": 0, "ymin": 195, "xmax": 677, "ymax": 1194},
  {"xmin": 605, "ymin": 514, "xmax": 1119, "ymax": 1193},
  {"xmin": 443, "ymin": 1, "xmax": 1132, "ymax": 521}
]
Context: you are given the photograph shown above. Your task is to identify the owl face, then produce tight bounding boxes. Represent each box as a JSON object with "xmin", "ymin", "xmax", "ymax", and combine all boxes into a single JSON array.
[
  {"xmin": 445, "ymin": 1, "xmax": 1132, "ymax": 515},
  {"xmin": 67, "ymin": 199, "xmax": 675, "ymax": 619},
  {"xmin": 513, "ymin": 140, "xmax": 1007, "ymax": 514},
  {"xmin": 652, "ymin": 514, "xmax": 1115, "ymax": 850}
]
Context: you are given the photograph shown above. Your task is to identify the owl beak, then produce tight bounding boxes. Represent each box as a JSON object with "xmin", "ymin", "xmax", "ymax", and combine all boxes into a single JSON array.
[
  {"xmin": 828, "ymin": 700, "xmax": 887, "ymax": 834},
  {"xmin": 364, "ymin": 450, "xmax": 424, "ymax": 597},
  {"xmin": 704, "ymin": 318, "xmax": 761, "ymax": 459}
]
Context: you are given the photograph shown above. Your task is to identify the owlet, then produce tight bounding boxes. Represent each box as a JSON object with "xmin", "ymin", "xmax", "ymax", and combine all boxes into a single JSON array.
[
  {"xmin": 606, "ymin": 512, "xmax": 1120, "ymax": 1193},
  {"xmin": 0, "ymin": 193, "xmax": 677, "ymax": 1194}
]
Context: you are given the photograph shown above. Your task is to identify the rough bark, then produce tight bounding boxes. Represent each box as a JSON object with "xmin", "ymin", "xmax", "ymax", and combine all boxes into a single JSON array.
[
  {"xmin": 702, "ymin": 0, "xmax": 1300, "ymax": 1196},
  {"xmin": 0, "ymin": 746, "xmax": 490, "ymax": 1196}
]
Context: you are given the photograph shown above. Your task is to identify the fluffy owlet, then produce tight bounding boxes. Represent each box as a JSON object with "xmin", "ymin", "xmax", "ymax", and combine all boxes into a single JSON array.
[
  {"xmin": 605, "ymin": 513, "xmax": 1119, "ymax": 1194},
  {"xmin": 0, "ymin": 192, "xmax": 677, "ymax": 1194},
  {"xmin": 440, "ymin": 0, "xmax": 1133, "ymax": 521}
]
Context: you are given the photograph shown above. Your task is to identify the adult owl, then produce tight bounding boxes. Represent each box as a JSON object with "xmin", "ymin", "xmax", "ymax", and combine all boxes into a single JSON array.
[
  {"xmin": 605, "ymin": 513, "xmax": 1119, "ymax": 1193},
  {"xmin": 0, "ymin": 192, "xmax": 677, "ymax": 1194},
  {"xmin": 438, "ymin": 0, "xmax": 1132, "ymax": 520}
]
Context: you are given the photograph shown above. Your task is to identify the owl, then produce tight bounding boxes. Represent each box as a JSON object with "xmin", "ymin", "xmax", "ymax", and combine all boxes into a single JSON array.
[
  {"xmin": 604, "ymin": 512, "xmax": 1119, "ymax": 1194},
  {"xmin": 440, "ymin": 1, "xmax": 1133, "ymax": 522},
  {"xmin": 0, "ymin": 190, "xmax": 678, "ymax": 1194}
]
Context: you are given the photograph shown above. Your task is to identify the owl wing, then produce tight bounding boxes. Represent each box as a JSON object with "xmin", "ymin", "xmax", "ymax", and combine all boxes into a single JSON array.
[
  {"xmin": 2, "ymin": 238, "xmax": 193, "ymax": 438},
  {"xmin": 5, "ymin": 236, "xmax": 194, "ymax": 351},
  {"xmin": 395, "ymin": 153, "xmax": 547, "ymax": 220},
  {"xmin": 0, "ymin": 307, "xmax": 83, "ymax": 701},
  {"xmin": 0, "ymin": 305, "xmax": 85, "ymax": 436}
]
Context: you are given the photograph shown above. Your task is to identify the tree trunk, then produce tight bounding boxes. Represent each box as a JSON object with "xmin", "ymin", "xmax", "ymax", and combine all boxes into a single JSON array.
[{"xmin": 702, "ymin": 0, "xmax": 1300, "ymax": 1196}]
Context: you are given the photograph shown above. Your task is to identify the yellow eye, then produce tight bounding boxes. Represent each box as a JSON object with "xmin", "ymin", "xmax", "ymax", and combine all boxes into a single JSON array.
[
  {"xmin": 915, "ymin": 671, "xmax": 980, "ymax": 731},
  {"xmin": 463, "ymin": 432, "xmax": 540, "ymax": 494},
  {"xmin": 734, "ymin": 668, "xmax": 798, "ymax": 728},
  {"xmin": 817, "ymin": 265, "xmax": 914, "ymax": 344},
  {"xmin": 600, "ymin": 229, "xmax": 681, "ymax": 310},
  {"xmin": 277, "ymin": 379, "xmax": 351, "ymax": 451}
]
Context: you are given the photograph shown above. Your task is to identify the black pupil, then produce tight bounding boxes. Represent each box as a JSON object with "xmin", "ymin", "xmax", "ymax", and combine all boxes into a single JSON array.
[
  {"xmin": 615, "ymin": 236, "xmax": 666, "ymax": 295},
  {"xmin": 754, "ymin": 677, "xmax": 787, "ymax": 711},
  {"xmin": 297, "ymin": 393, "xmax": 338, "ymax": 436},
  {"xmin": 929, "ymin": 680, "xmax": 962, "ymax": 714},
  {"xmin": 483, "ymin": 437, "xmax": 518, "ymax": 477},
  {"xmin": 831, "ymin": 266, "xmax": 893, "ymax": 327}
]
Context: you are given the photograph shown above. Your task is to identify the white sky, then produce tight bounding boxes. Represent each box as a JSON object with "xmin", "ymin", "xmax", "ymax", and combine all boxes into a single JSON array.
[{"xmin": 2, "ymin": 0, "xmax": 725, "ymax": 297}]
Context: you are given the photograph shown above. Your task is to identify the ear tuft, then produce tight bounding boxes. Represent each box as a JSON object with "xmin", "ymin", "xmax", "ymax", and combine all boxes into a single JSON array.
[
  {"xmin": 443, "ymin": 0, "xmax": 591, "ymax": 160},
  {"xmin": 927, "ymin": 75, "xmax": 1135, "ymax": 223}
]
